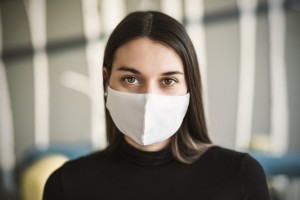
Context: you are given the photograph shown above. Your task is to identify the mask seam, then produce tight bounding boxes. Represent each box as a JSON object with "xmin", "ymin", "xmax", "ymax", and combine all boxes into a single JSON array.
[{"xmin": 142, "ymin": 94, "xmax": 150, "ymax": 144}]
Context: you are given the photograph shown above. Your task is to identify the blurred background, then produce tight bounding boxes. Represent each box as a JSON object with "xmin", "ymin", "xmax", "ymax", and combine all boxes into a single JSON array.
[{"xmin": 0, "ymin": 0, "xmax": 300, "ymax": 199}]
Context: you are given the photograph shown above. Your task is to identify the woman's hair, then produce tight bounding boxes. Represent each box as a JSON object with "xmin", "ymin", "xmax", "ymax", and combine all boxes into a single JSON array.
[{"xmin": 103, "ymin": 11, "xmax": 212, "ymax": 163}]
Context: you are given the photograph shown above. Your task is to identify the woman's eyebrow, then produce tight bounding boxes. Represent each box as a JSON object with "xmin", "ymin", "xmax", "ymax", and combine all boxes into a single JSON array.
[
  {"xmin": 117, "ymin": 66, "xmax": 184, "ymax": 76},
  {"xmin": 117, "ymin": 66, "xmax": 141, "ymax": 74},
  {"xmin": 162, "ymin": 71, "xmax": 184, "ymax": 76}
]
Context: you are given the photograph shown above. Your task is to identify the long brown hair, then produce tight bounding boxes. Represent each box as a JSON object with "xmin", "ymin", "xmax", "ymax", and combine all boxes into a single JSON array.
[{"xmin": 103, "ymin": 11, "xmax": 212, "ymax": 163}]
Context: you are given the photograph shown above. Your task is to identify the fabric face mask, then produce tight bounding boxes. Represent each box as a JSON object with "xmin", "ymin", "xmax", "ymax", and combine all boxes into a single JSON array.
[{"xmin": 106, "ymin": 86, "xmax": 190, "ymax": 146}]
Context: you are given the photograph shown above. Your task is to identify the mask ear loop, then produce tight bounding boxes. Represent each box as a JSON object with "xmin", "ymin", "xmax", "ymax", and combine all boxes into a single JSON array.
[
  {"xmin": 103, "ymin": 67, "xmax": 109, "ymax": 98},
  {"xmin": 103, "ymin": 86, "xmax": 108, "ymax": 104}
]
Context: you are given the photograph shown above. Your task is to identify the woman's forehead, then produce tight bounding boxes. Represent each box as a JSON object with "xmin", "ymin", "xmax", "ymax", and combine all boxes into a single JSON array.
[{"xmin": 112, "ymin": 38, "xmax": 184, "ymax": 75}]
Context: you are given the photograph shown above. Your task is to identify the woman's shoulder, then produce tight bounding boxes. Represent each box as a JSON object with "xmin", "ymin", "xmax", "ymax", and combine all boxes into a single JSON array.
[
  {"xmin": 200, "ymin": 145, "xmax": 265, "ymax": 174},
  {"xmin": 62, "ymin": 148, "xmax": 115, "ymax": 171},
  {"xmin": 204, "ymin": 145, "xmax": 259, "ymax": 161},
  {"xmin": 192, "ymin": 146, "xmax": 270, "ymax": 199},
  {"xmin": 43, "ymin": 149, "xmax": 115, "ymax": 199},
  {"xmin": 47, "ymin": 148, "xmax": 114, "ymax": 181},
  {"xmin": 197, "ymin": 145, "xmax": 267, "ymax": 185}
]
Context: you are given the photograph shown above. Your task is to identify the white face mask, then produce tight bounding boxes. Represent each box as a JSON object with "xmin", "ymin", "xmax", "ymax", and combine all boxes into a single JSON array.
[{"xmin": 106, "ymin": 87, "xmax": 190, "ymax": 145}]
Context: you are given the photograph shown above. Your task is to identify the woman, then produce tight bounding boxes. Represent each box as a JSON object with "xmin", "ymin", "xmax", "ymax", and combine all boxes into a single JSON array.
[{"xmin": 43, "ymin": 11, "xmax": 270, "ymax": 200}]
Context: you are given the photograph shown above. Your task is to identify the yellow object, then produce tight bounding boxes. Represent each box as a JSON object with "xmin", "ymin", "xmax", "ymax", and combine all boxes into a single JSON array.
[
  {"xmin": 20, "ymin": 154, "xmax": 69, "ymax": 200},
  {"xmin": 249, "ymin": 133, "xmax": 271, "ymax": 153}
]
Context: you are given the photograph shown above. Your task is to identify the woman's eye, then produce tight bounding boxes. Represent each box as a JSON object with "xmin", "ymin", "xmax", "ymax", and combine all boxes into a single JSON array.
[
  {"xmin": 124, "ymin": 77, "xmax": 138, "ymax": 84},
  {"xmin": 162, "ymin": 78, "xmax": 177, "ymax": 86}
]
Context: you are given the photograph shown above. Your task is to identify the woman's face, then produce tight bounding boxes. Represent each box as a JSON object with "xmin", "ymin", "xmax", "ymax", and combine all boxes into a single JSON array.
[{"xmin": 107, "ymin": 38, "xmax": 188, "ymax": 96}]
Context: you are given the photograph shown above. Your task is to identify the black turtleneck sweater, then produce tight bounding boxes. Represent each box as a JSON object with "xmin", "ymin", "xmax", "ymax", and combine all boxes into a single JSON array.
[{"xmin": 43, "ymin": 139, "xmax": 270, "ymax": 200}]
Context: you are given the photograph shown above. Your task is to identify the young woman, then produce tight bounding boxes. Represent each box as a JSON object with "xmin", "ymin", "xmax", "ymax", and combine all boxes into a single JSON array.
[{"xmin": 43, "ymin": 11, "xmax": 270, "ymax": 200}]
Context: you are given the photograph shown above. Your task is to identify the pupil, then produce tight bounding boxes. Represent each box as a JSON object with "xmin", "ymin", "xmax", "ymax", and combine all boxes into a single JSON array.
[{"xmin": 128, "ymin": 77, "xmax": 134, "ymax": 83}]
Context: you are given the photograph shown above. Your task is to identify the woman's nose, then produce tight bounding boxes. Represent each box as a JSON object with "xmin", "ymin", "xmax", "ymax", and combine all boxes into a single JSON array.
[{"xmin": 141, "ymin": 81, "xmax": 158, "ymax": 94}]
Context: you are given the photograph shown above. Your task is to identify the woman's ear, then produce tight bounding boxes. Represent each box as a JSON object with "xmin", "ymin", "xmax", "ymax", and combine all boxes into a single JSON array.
[{"xmin": 103, "ymin": 67, "xmax": 109, "ymax": 92}]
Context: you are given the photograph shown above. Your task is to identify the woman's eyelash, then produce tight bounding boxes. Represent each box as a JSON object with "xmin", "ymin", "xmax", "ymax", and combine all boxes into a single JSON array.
[
  {"xmin": 161, "ymin": 78, "xmax": 178, "ymax": 86},
  {"xmin": 122, "ymin": 76, "xmax": 140, "ymax": 84},
  {"xmin": 121, "ymin": 76, "xmax": 178, "ymax": 86}
]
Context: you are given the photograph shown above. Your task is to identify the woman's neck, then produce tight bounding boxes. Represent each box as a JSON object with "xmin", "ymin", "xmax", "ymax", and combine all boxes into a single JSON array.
[{"xmin": 124, "ymin": 136, "xmax": 170, "ymax": 152}]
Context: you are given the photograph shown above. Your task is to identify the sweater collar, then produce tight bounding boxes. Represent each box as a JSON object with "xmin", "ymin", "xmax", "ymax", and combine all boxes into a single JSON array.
[{"xmin": 116, "ymin": 137, "xmax": 173, "ymax": 167}]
